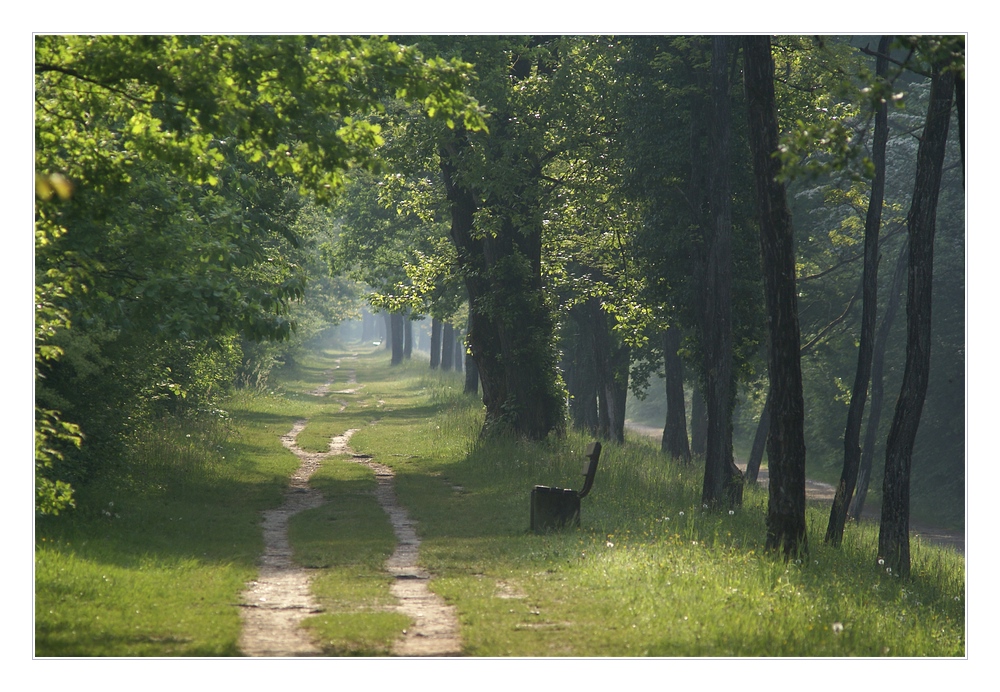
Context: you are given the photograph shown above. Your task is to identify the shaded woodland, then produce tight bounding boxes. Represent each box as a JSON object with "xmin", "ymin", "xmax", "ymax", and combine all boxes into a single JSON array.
[{"xmin": 35, "ymin": 35, "xmax": 965, "ymax": 576}]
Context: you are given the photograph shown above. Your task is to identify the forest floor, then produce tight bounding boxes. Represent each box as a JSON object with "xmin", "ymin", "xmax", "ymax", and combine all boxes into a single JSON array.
[{"xmin": 624, "ymin": 422, "xmax": 965, "ymax": 554}]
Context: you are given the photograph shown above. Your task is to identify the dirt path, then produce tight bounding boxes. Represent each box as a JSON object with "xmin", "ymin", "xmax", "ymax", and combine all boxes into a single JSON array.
[
  {"xmin": 237, "ymin": 418, "xmax": 328, "ymax": 656},
  {"xmin": 625, "ymin": 421, "xmax": 964, "ymax": 554},
  {"xmin": 346, "ymin": 452, "xmax": 462, "ymax": 656},
  {"xmin": 239, "ymin": 363, "xmax": 460, "ymax": 657}
]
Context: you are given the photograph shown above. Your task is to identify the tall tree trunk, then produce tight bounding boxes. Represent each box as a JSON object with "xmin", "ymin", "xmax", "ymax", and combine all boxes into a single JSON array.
[
  {"xmin": 566, "ymin": 305, "xmax": 599, "ymax": 435},
  {"xmin": 878, "ymin": 61, "xmax": 955, "ymax": 578},
  {"xmin": 430, "ymin": 317, "xmax": 442, "ymax": 369},
  {"xmin": 690, "ymin": 386, "xmax": 707, "ymax": 457},
  {"xmin": 825, "ymin": 36, "xmax": 890, "ymax": 546},
  {"xmin": 662, "ymin": 327, "xmax": 691, "ymax": 462},
  {"xmin": 440, "ymin": 132, "xmax": 565, "ymax": 440},
  {"xmin": 851, "ymin": 239, "xmax": 908, "ymax": 520},
  {"xmin": 590, "ymin": 298, "xmax": 628, "ymax": 443},
  {"xmin": 454, "ymin": 331, "xmax": 463, "ymax": 373},
  {"xmin": 745, "ymin": 389, "xmax": 770, "ymax": 486},
  {"xmin": 744, "ymin": 35, "xmax": 808, "ymax": 558},
  {"xmin": 464, "ymin": 351, "xmax": 479, "ymax": 395},
  {"xmin": 390, "ymin": 313, "xmax": 405, "ymax": 365},
  {"xmin": 702, "ymin": 36, "xmax": 742, "ymax": 509},
  {"xmin": 441, "ymin": 322, "xmax": 455, "ymax": 371},
  {"xmin": 463, "ymin": 311, "xmax": 478, "ymax": 394},
  {"xmin": 403, "ymin": 312, "xmax": 413, "ymax": 360}
]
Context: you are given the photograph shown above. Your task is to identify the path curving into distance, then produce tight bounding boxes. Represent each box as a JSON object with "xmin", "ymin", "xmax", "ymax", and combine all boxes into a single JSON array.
[{"xmin": 239, "ymin": 361, "xmax": 461, "ymax": 656}]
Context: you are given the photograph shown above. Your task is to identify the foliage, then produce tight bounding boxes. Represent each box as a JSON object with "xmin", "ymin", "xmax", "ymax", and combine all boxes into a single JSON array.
[{"xmin": 34, "ymin": 34, "xmax": 484, "ymax": 512}]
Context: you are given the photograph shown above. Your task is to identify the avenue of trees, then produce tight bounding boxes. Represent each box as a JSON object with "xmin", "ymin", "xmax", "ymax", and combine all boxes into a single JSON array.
[{"xmin": 35, "ymin": 35, "xmax": 965, "ymax": 577}]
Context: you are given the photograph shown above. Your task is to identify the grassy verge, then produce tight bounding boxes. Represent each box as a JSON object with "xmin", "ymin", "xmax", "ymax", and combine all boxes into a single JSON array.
[
  {"xmin": 35, "ymin": 338, "xmax": 965, "ymax": 657},
  {"xmin": 34, "ymin": 393, "xmax": 300, "ymax": 656}
]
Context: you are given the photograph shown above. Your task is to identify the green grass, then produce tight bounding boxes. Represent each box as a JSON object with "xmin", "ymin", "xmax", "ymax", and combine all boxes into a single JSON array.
[
  {"xmin": 34, "ymin": 397, "xmax": 299, "ymax": 656},
  {"xmin": 35, "ymin": 337, "xmax": 966, "ymax": 657}
]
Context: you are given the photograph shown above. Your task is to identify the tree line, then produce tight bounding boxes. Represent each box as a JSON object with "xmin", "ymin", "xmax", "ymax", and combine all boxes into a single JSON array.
[{"xmin": 35, "ymin": 35, "xmax": 965, "ymax": 578}]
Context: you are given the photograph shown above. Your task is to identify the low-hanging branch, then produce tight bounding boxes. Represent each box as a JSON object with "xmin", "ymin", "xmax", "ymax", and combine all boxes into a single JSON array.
[
  {"xmin": 798, "ymin": 222, "xmax": 904, "ymax": 283},
  {"xmin": 800, "ymin": 282, "xmax": 861, "ymax": 354}
]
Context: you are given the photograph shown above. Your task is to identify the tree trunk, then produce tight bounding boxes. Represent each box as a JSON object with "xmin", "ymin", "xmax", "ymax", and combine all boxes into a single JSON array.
[
  {"xmin": 441, "ymin": 322, "xmax": 454, "ymax": 371},
  {"xmin": 825, "ymin": 36, "xmax": 890, "ymax": 547},
  {"xmin": 390, "ymin": 313, "xmax": 405, "ymax": 365},
  {"xmin": 662, "ymin": 327, "xmax": 691, "ymax": 463},
  {"xmin": 690, "ymin": 386, "xmax": 707, "ymax": 457},
  {"xmin": 464, "ymin": 352, "xmax": 479, "ymax": 395},
  {"xmin": 744, "ymin": 35, "xmax": 808, "ymax": 558},
  {"xmin": 590, "ymin": 298, "xmax": 628, "ymax": 443},
  {"xmin": 440, "ymin": 132, "xmax": 566, "ymax": 440},
  {"xmin": 566, "ymin": 305, "xmax": 599, "ymax": 435},
  {"xmin": 745, "ymin": 389, "xmax": 770, "ymax": 486},
  {"xmin": 878, "ymin": 61, "xmax": 955, "ymax": 578},
  {"xmin": 430, "ymin": 318, "xmax": 442, "ymax": 369},
  {"xmin": 403, "ymin": 313, "xmax": 413, "ymax": 360},
  {"xmin": 851, "ymin": 239, "xmax": 908, "ymax": 520},
  {"xmin": 701, "ymin": 36, "xmax": 742, "ymax": 509},
  {"xmin": 454, "ymin": 331, "xmax": 463, "ymax": 373}
]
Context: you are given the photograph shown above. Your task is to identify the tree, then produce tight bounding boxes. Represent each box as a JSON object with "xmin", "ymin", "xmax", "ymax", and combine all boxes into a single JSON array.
[
  {"xmin": 34, "ymin": 35, "xmax": 484, "ymax": 511},
  {"xmin": 825, "ymin": 36, "xmax": 892, "ymax": 546},
  {"xmin": 661, "ymin": 327, "xmax": 691, "ymax": 462},
  {"xmin": 434, "ymin": 36, "xmax": 611, "ymax": 439},
  {"xmin": 851, "ymin": 238, "xmax": 908, "ymax": 520},
  {"xmin": 878, "ymin": 40, "xmax": 959, "ymax": 577},
  {"xmin": 701, "ymin": 36, "xmax": 743, "ymax": 508},
  {"xmin": 743, "ymin": 35, "xmax": 808, "ymax": 557}
]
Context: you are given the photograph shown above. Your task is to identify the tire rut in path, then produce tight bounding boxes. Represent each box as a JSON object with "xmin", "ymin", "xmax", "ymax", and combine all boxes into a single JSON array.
[
  {"xmin": 239, "ymin": 364, "xmax": 460, "ymax": 656},
  {"xmin": 347, "ymin": 452, "xmax": 463, "ymax": 656},
  {"xmin": 238, "ymin": 418, "xmax": 329, "ymax": 656}
]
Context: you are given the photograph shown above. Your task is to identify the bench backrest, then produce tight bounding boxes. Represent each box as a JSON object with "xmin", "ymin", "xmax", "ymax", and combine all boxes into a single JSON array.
[{"xmin": 577, "ymin": 441, "xmax": 601, "ymax": 499}]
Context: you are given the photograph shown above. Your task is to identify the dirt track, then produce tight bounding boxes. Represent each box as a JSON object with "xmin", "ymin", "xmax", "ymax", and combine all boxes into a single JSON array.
[{"xmin": 239, "ymin": 363, "xmax": 460, "ymax": 657}]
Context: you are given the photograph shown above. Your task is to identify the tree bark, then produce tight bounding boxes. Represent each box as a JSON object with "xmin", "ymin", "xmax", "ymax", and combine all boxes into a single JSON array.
[
  {"xmin": 441, "ymin": 322, "xmax": 454, "ymax": 371},
  {"xmin": 745, "ymin": 389, "xmax": 770, "ymax": 486},
  {"xmin": 851, "ymin": 239, "xmax": 908, "ymax": 520},
  {"xmin": 690, "ymin": 386, "xmax": 707, "ymax": 457},
  {"xmin": 662, "ymin": 327, "xmax": 691, "ymax": 462},
  {"xmin": 589, "ymin": 298, "xmax": 629, "ymax": 443},
  {"xmin": 701, "ymin": 36, "xmax": 743, "ymax": 509},
  {"xmin": 878, "ymin": 61, "xmax": 955, "ymax": 578},
  {"xmin": 464, "ymin": 351, "xmax": 479, "ymax": 395},
  {"xmin": 825, "ymin": 35, "xmax": 890, "ymax": 546},
  {"xmin": 566, "ymin": 305, "xmax": 599, "ymax": 435},
  {"xmin": 403, "ymin": 313, "xmax": 413, "ymax": 360},
  {"xmin": 430, "ymin": 318, "xmax": 442, "ymax": 369},
  {"xmin": 744, "ymin": 35, "xmax": 808, "ymax": 558},
  {"xmin": 390, "ymin": 312, "xmax": 405, "ymax": 365},
  {"xmin": 440, "ymin": 134, "xmax": 565, "ymax": 439}
]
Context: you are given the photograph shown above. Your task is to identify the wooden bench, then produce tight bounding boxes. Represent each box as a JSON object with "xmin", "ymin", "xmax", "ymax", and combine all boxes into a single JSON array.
[{"xmin": 530, "ymin": 441, "xmax": 601, "ymax": 532}]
